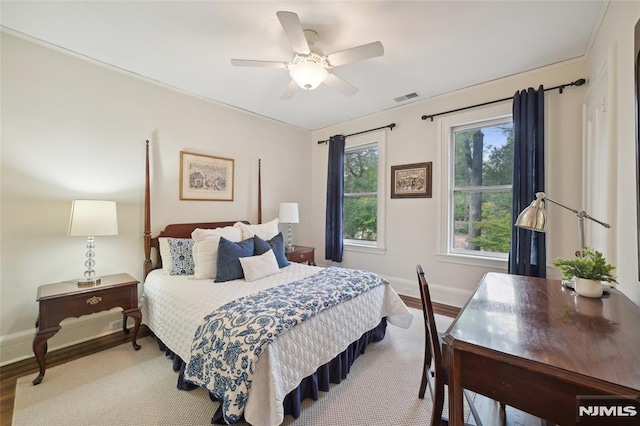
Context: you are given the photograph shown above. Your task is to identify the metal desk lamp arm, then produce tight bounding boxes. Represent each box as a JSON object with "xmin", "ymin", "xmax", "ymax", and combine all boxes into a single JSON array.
[
  {"xmin": 541, "ymin": 195, "xmax": 611, "ymax": 229},
  {"xmin": 538, "ymin": 192, "xmax": 611, "ymax": 254}
]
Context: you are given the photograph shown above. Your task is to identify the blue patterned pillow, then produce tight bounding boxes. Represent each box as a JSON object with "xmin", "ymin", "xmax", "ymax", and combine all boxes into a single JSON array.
[
  {"xmin": 215, "ymin": 237, "xmax": 255, "ymax": 282},
  {"xmin": 166, "ymin": 238, "xmax": 195, "ymax": 275},
  {"xmin": 254, "ymin": 232, "xmax": 289, "ymax": 268}
]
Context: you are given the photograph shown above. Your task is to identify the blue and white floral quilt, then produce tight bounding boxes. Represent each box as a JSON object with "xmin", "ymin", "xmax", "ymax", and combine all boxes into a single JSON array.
[{"xmin": 183, "ymin": 267, "xmax": 388, "ymax": 424}]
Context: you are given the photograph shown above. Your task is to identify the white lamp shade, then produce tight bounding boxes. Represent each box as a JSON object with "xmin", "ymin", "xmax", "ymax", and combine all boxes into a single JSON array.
[
  {"xmin": 278, "ymin": 203, "xmax": 299, "ymax": 224},
  {"xmin": 68, "ymin": 200, "xmax": 119, "ymax": 236},
  {"xmin": 289, "ymin": 61, "xmax": 328, "ymax": 90}
]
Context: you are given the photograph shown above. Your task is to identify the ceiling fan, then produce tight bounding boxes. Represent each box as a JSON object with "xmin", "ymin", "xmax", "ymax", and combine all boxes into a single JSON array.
[{"xmin": 231, "ymin": 11, "xmax": 384, "ymax": 100}]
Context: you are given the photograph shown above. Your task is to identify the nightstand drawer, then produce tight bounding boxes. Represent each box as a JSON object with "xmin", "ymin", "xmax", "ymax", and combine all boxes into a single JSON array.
[
  {"xmin": 286, "ymin": 246, "xmax": 315, "ymax": 265},
  {"xmin": 43, "ymin": 286, "xmax": 136, "ymax": 327}
]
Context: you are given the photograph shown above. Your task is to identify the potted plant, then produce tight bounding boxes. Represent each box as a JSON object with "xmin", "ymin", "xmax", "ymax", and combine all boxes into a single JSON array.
[{"xmin": 552, "ymin": 248, "xmax": 617, "ymax": 298}]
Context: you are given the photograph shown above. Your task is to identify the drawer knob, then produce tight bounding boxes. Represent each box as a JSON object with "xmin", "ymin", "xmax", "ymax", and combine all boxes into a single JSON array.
[{"xmin": 86, "ymin": 296, "xmax": 102, "ymax": 305}]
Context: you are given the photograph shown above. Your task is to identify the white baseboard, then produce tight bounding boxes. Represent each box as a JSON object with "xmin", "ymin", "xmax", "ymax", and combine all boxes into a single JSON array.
[
  {"xmin": 383, "ymin": 274, "xmax": 473, "ymax": 308},
  {"xmin": 0, "ymin": 309, "xmax": 134, "ymax": 367}
]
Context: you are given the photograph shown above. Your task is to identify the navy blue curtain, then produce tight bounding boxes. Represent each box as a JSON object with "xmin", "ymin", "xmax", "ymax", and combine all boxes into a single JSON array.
[
  {"xmin": 509, "ymin": 86, "xmax": 546, "ymax": 277},
  {"xmin": 325, "ymin": 135, "xmax": 345, "ymax": 262}
]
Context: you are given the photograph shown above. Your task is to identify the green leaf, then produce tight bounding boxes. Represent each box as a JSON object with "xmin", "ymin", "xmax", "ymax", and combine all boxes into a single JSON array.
[{"xmin": 552, "ymin": 249, "xmax": 617, "ymax": 283}]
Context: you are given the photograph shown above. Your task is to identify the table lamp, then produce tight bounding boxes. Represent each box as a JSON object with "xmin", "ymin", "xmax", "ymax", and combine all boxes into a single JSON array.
[
  {"xmin": 68, "ymin": 200, "xmax": 119, "ymax": 286},
  {"xmin": 514, "ymin": 192, "xmax": 611, "ymax": 256},
  {"xmin": 278, "ymin": 202, "xmax": 299, "ymax": 251}
]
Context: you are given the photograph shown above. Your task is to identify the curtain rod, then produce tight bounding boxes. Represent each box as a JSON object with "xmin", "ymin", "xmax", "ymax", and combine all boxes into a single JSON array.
[
  {"xmin": 317, "ymin": 123, "xmax": 396, "ymax": 144},
  {"xmin": 420, "ymin": 78, "xmax": 586, "ymax": 122}
]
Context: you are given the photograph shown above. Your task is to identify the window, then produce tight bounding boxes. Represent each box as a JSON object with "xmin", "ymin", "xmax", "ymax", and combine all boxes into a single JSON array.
[
  {"xmin": 343, "ymin": 130, "xmax": 386, "ymax": 253},
  {"xmin": 439, "ymin": 104, "xmax": 513, "ymax": 263}
]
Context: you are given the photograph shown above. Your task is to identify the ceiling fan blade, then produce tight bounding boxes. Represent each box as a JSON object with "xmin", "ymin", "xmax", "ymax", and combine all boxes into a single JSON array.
[
  {"xmin": 276, "ymin": 11, "xmax": 310, "ymax": 55},
  {"xmin": 327, "ymin": 41, "xmax": 384, "ymax": 67},
  {"xmin": 280, "ymin": 80, "xmax": 299, "ymax": 100},
  {"xmin": 231, "ymin": 59, "xmax": 287, "ymax": 69},
  {"xmin": 323, "ymin": 73, "xmax": 359, "ymax": 97}
]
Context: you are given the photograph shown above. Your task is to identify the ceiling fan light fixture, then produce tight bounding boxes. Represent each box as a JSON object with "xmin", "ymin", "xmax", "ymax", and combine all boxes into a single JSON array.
[
  {"xmin": 289, "ymin": 60, "xmax": 328, "ymax": 90},
  {"xmin": 232, "ymin": 11, "xmax": 383, "ymax": 98}
]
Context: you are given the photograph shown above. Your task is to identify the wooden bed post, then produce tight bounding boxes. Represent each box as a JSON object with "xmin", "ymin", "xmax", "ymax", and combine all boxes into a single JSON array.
[
  {"xmin": 143, "ymin": 140, "xmax": 152, "ymax": 279},
  {"xmin": 258, "ymin": 158, "xmax": 262, "ymax": 224}
]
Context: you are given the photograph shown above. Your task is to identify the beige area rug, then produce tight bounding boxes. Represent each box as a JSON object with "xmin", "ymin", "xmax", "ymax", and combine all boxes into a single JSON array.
[{"xmin": 13, "ymin": 309, "xmax": 467, "ymax": 426}]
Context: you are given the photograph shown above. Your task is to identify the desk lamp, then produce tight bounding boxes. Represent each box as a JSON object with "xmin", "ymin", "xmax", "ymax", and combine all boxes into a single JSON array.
[{"xmin": 514, "ymin": 192, "xmax": 611, "ymax": 255}]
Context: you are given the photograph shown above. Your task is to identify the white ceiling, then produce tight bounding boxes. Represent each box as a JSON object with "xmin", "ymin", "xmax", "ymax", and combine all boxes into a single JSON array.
[{"xmin": 1, "ymin": 1, "xmax": 605, "ymax": 131}]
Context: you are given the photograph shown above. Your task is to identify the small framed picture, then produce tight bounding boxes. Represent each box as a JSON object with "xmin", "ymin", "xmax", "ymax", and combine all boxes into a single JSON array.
[
  {"xmin": 180, "ymin": 151, "xmax": 234, "ymax": 201},
  {"xmin": 391, "ymin": 162, "xmax": 432, "ymax": 199}
]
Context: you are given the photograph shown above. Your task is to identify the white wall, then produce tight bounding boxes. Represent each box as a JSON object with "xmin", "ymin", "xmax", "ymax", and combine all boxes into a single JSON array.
[
  {"xmin": 311, "ymin": 59, "xmax": 588, "ymax": 306},
  {"xmin": 0, "ymin": 34, "xmax": 312, "ymax": 364},
  {"xmin": 586, "ymin": 1, "xmax": 640, "ymax": 305}
]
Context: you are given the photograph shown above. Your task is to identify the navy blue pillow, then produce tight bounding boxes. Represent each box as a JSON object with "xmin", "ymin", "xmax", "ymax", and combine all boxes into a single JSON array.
[
  {"xmin": 254, "ymin": 232, "xmax": 289, "ymax": 268},
  {"xmin": 215, "ymin": 237, "xmax": 255, "ymax": 282}
]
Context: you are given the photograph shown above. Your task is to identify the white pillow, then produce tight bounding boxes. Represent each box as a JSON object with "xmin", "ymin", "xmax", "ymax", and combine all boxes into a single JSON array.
[
  {"xmin": 234, "ymin": 218, "xmax": 279, "ymax": 240},
  {"xmin": 192, "ymin": 226, "xmax": 242, "ymax": 279},
  {"xmin": 239, "ymin": 249, "xmax": 281, "ymax": 282},
  {"xmin": 158, "ymin": 238, "xmax": 172, "ymax": 274}
]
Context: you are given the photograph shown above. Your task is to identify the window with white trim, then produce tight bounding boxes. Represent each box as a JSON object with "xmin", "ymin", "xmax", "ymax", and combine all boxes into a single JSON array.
[
  {"xmin": 441, "ymin": 105, "xmax": 513, "ymax": 261},
  {"xmin": 343, "ymin": 130, "xmax": 386, "ymax": 253}
]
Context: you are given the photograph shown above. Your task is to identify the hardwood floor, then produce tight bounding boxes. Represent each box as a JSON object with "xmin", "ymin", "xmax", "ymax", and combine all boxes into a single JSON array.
[
  {"xmin": 400, "ymin": 294, "xmax": 461, "ymax": 317},
  {"xmin": 0, "ymin": 326, "xmax": 150, "ymax": 426}
]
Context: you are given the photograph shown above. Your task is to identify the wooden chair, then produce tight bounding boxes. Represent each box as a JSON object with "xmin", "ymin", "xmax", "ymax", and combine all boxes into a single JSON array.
[{"xmin": 417, "ymin": 264, "xmax": 485, "ymax": 426}]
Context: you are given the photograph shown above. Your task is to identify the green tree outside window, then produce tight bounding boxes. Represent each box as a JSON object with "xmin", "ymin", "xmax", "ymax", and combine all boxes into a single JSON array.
[
  {"xmin": 344, "ymin": 145, "xmax": 378, "ymax": 241},
  {"xmin": 453, "ymin": 122, "xmax": 513, "ymax": 254}
]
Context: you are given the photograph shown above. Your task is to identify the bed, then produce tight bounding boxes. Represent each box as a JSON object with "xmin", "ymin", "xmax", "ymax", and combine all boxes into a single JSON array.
[{"xmin": 140, "ymin": 142, "xmax": 412, "ymax": 425}]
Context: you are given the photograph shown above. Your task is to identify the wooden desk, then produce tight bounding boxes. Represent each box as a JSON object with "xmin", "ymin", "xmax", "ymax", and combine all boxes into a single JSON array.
[
  {"xmin": 32, "ymin": 273, "xmax": 141, "ymax": 385},
  {"xmin": 443, "ymin": 272, "xmax": 640, "ymax": 426}
]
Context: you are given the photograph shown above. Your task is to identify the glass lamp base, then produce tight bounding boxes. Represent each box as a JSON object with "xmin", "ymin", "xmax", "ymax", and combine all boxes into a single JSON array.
[{"xmin": 77, "ymin": 277, "xmax": 101, "ymax": 287}]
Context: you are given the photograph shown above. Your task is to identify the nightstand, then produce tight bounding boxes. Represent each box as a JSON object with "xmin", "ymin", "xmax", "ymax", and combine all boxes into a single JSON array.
[
  {"xmin": 32, "ymin": 273, "xmax": 142, "ymax": 385},
  {"xmin": 286, "ymin": 245, "xmax": 316, "ymax": 266}
]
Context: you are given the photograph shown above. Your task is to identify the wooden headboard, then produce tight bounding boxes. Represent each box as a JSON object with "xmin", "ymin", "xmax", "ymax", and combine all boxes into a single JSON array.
[{"xmin": 143, "ymin": 141, "xmax": 261, "ymax": 279}]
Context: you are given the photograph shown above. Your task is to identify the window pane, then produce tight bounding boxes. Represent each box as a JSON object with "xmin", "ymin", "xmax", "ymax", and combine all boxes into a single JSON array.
[
  {"xmin": 343, "ymin": 196, "xmax": 377, "ymax": 241},
  {"xmin": 453, "ymin": 123, "xmax": 513, "ymax": 187},
  {"xmin": 453, "ymin": 190, "xmax": 512, "ymax": 254},
  {"xmin": 344, "ymin": 147, "xmax": 378, "ymax": 193}
]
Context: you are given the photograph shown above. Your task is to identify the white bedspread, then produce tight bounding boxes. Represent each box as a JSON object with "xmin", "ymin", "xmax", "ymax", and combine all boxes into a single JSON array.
[{"xmin": 141, "ymin": 263, "xmax": 412, "ymax": 426}]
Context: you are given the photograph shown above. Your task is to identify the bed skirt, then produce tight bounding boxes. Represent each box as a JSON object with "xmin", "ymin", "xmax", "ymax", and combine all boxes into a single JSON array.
[{"xmin": 153, "ymin": 317, "xmax": 388, "ymax": 424}]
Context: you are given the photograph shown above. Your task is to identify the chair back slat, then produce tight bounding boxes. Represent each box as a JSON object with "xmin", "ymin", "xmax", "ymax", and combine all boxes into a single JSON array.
[
  {"xmin": 416, "ymin": 265, "xmax": 489, "ymax": 426},
  {"xmin": 416, "ymin": 265, "xmax": 443, "ymax": 376}
]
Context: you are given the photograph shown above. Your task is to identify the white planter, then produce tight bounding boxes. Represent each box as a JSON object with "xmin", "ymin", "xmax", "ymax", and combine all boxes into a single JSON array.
[{"xmin": 574, "ymin": 277, "xmax": 603, "ymax": 298}]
